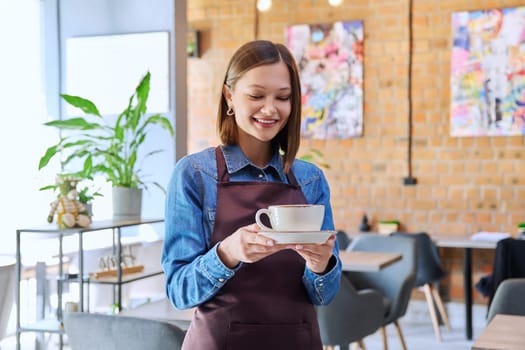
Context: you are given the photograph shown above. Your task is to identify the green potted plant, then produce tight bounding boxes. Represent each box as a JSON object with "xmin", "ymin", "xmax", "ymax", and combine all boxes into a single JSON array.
[
  {"xmin": 38, "ymin": 71, "xmax": 174, "ymax": 219},
  {"xmin": 378, "ymin": 219, "xmax": 400, "ymax": 235},
  {"xmin": 518, "ymin": 222, "xmax": 525, "ymax": 236},
  {"xmin": 298, "ymin": 148, "xmax": 330, "ymax": 169}
]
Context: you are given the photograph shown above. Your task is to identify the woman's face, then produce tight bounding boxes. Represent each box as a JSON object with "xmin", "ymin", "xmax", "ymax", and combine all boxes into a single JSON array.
[{"xmin": 224, "ymin": 61, "xmax": 292, "ymax": 147}]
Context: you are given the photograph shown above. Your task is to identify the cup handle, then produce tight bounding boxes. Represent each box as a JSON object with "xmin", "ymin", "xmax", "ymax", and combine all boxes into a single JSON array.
[{"xmin": 255, "ymin": 209, "xmax": 273, "ymax": 231}]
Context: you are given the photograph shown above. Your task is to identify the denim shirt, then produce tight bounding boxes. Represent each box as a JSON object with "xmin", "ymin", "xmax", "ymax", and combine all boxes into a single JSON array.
[{"xmin": 161, "ymin": 145, "xmax": 341, "ymax": 309}]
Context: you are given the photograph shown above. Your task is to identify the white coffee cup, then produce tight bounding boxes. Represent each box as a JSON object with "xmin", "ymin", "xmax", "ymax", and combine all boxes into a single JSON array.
[{"xmin": 255, "ymin": 204, "xmax": 324, "ymax": 231}]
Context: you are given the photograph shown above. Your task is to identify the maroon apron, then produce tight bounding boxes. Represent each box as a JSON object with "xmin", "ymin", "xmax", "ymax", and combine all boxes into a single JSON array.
[{"xmin": 182, "ymin": 147, "xmax": 322, "ymax": 350}]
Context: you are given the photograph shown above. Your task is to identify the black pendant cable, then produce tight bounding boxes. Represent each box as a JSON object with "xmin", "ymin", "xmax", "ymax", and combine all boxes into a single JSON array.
[
  {"xmin": 254, "ymin": 0, "xmax": 259, "ymax": 40},
  {"xmin": 404, "ymin": 0, "xmax": 417, "ymax": 186}
]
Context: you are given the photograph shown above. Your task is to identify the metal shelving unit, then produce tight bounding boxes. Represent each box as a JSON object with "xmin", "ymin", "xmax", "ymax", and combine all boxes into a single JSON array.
[{"xmin": 15, "ymin": 218, "xmax": 164, "ymax": 350}]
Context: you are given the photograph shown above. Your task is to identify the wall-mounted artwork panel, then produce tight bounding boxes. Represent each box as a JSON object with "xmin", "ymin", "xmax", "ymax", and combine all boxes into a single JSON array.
[
  {"xmin": 287, "ymin": 21, "xmax": 364, "ymax": 139},
  {"xmin": 65, "ymin": 31, "xmax": 170, "ymax": 117},
  {"xmin": 450, "ymin": 6, "xmax": 525, "ymax": 137}
]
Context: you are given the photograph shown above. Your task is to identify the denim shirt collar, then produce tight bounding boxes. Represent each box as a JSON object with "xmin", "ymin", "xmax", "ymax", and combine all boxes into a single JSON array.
[{"xmin": 220, "ymin": 144, "xmax": 286, "ymax": 182}]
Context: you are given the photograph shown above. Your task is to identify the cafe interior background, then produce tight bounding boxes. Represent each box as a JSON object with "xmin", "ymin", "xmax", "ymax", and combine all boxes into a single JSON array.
[
  {"xmin": 186, "ymin": 0, "xmax": 525, "ymax": 303},
  {"xmin": 1, "ymin": 0, "xmax": 524, "ymax": 330}
]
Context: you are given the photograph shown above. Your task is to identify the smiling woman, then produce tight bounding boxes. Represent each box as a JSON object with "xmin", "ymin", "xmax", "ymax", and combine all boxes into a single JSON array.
[
  {"xmin": 162, "ymin": 40, "xmax": 341, "ymax": 350},
  {"xmin": 222, "ymin": 62, "xmax": 292, "ymax": 164}
]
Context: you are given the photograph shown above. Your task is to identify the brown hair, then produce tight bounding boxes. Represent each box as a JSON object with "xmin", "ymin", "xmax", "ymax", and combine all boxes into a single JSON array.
[{"xmin": 217, "ymin": 40, "xmax": 302, "ymax": 173}]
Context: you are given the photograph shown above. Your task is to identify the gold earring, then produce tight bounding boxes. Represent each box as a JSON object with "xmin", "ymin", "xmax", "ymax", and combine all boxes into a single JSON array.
[{"xmin": 226, "ymin": 107, "xmax": 234, "ymax": 116}]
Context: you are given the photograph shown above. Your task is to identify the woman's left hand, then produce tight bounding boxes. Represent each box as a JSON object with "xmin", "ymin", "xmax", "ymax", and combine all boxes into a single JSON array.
[{"xmin": 287, "ymin": 234, "xmax": 336, "ymax": 274}]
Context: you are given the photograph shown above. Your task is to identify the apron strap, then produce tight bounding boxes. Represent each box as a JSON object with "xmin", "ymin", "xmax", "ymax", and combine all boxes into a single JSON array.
[
  {"xmin": 215, "ymin": 146, "xmax": 230, "ymax": 182},
  {"xmin": 286, "ymin": 169, "xmax": 299, "ymax": 187}
]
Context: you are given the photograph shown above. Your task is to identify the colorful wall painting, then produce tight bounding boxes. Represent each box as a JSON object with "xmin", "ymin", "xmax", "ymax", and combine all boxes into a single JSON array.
[
  {"xmin": 287, "ymin": 21, "xmax": 364, "ymax": 139},
  {"xmin": 450, "ymin": 6, "xmax": 525, "ymax": 137}
]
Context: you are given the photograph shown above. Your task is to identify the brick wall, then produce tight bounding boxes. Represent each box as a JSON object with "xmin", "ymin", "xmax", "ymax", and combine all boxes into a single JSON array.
[{"xmin": 187, "ymin": 0, "xmax": 525, "ymax": 303}]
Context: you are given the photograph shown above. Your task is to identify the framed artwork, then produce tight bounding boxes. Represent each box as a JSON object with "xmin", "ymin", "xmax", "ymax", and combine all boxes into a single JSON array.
[
  {"xmin": 450, "ymin": 6, "xmax": 525, "ymax": 137},
  {"xmin": 287, "ymin": 20, "xmax": 364, "ymax": 139}
]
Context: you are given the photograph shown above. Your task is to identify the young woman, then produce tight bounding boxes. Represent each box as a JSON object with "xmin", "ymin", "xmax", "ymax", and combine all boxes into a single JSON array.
[{"xmin": 162, "ymin": 40, "xmax": 341, "ymax": 350}]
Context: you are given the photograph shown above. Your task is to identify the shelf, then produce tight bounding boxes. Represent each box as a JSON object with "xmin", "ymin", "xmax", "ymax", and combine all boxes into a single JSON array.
[
  {"xmin": 16, "ymin": 218, "xmax": 166, "ymax": 350},
  {"xmin": 17, "ymin": 218, "xmax": 164, "ymax": 234},
  {"xmin": 88, "ymin": 269, "xmax": 163, "ymax": 284},
  {"xmin": 18, "ymin": 319, "xmax": 64, "ymax": 334}
]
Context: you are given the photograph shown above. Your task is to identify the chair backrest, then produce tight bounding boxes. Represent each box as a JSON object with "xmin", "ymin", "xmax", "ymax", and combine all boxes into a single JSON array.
[
  {"xmin": 316, "ymin": 274, "xmax": 384, "ymax": 346},
  {"xmin": 336, "ymin": 230, "xmax": 351, "ymax": 250},
  {"xmin": 345, "ymin": 234, "xmax": 416, "ymax": 325},
  {"xmin": 0, "ymin": 257, "xmax": 16, "ymax": 340},
  {"xmin": 64, "ymin": 312, "xmax": 186, "ymax": 350},
  {"xmin": 487, "ymin": 278, "xmax": 525, "ymax": 322},
  {"xmin": 488, "ymin": 238, "xmax": 525, "ymax": 306},
  {"xmin": 392, "ymin": 232, "xmax": 445, "ymax": 286}
]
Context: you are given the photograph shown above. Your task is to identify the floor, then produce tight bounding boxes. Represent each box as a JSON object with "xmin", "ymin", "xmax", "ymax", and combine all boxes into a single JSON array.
[
  {"xmin": 357, "ymin": 300, "xmax": 487, "ymax": 350},
  {"xmin": 0, "ymin": 300, "xmax": 488, "ymax": 350}
]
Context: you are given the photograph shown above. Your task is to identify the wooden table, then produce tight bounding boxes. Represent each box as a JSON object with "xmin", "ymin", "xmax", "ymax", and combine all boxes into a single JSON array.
[
  {"xmin": 339, "ymin": 250, "xmax": 402, "ymax": 272},
  {"xmin": 472, "ymin": 314, "xmax": 525, "ymax": 350},
  {"xmin": 434, "ymin": 235, "xmax": 498, "ymax": 340}
]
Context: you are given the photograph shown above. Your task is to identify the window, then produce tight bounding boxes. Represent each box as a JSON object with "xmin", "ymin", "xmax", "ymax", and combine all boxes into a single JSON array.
[{"xmin": 0, "ymin": 0, "xmax": 59, "ymax": 255}]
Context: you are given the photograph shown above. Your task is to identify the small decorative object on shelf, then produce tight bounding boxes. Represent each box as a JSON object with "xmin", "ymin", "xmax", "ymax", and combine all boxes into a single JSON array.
[
  {"xmin": 378, "ymin": 220, "xmax": 399, "ymax": 235},
  {"xmin": 47, "ymin": 175, "xmax": 91, "ymax": 229},
  {"xmin": 91, "ymin": 246, "xmax": 144, "ymax": 279},
  {"xmin": 91, "ymin": 265, "xmax": 145, "ymax": 279},
  {"xmin": 359, "ymin": 214, "xmax": 371, "ymax": 232},
  {"xmin": 518, "ymin": 222, "xmax": 525, "ymax": 238}
]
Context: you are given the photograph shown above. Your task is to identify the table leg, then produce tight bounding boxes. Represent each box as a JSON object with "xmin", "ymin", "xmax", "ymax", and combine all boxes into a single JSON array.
[
  {"xmin": 464, "ymin": 247, "xmax": 472, "ymax": 340},
  {"xmin": 16, "ymin": 230, "xmax": 21, "ymax": 350}
]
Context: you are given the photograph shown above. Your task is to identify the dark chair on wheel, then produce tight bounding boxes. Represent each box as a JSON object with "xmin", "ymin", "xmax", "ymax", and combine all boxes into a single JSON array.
[{"xmin": 392, "ymin": 232, "xmax": 451, "ymax": 341}]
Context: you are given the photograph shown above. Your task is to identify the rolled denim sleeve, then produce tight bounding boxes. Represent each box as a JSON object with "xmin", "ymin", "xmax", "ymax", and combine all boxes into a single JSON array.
[
  {"xmin": 161, "ymin": 156, "xmax": 238, "ymax": 309},
  {"xmin": 296, "ymin": 161, "xmax": 342, "ymax": 305},
  {"xmin": 303, "ymin": 255, "xmax": 342, "ymax": 305}
]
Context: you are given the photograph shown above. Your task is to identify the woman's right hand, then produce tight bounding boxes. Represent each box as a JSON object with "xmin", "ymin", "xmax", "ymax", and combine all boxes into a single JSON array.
[{"xmin": 217, "ymin": 223, "xmax": 284, "ymax": 268}]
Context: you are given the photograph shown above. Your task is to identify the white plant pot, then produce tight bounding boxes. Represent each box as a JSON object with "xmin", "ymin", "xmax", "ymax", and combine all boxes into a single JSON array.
[{"xmin": 112, "ymin": 187, "xmax": 142, "ymax": 220}]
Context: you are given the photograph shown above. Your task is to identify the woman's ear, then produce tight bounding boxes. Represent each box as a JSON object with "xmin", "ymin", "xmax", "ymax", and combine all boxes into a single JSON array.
[{"xmin": 222, "ymin": 84, "xmax": 232, "ymax": 104}]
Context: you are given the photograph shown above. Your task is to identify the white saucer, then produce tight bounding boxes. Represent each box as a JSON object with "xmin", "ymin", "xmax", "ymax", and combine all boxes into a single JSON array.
[{"xmin": 259, "ymin": 230, "xmax": 336, "ymax": 244}]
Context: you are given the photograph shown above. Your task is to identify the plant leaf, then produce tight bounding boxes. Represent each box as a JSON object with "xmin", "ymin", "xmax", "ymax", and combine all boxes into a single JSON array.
[
  {"xmin": 135, "ymin": 71, "xmax": 150, "ymax": 115},
  {"xmin": 44, "ymin": 118, "xmax": 103, "ymax": 130},
  {"xmin": 146, "ymin": 114, "xmax": 175, "ymax": 136},
  {"xmin": 61, "ymin": 94, "xmax": 102, "ymax": 117},
  {"xmin": 39, "ymin": 145, "xmax": 60, "ymax": 170}
]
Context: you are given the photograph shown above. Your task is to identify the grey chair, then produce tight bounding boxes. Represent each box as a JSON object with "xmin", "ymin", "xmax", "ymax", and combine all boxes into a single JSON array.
[
  {"xmin": 0, "ymin": 257, "xmax": 16, "ymax": 342},
  {"xmin": 336, "ymin": 230, "xmax": 352, "ymax": 250},
  {"xmin": 345, "ymin": 234, "xmax": 416, "ymax": 350},
  {"xmin": 392, "ymin": 232, "xmax": 451, "ymax": 341},
  {"xmin": 316, "ymin": 273, "xmax": 385, "ymax": 349},
  {"xmin": 63, "ymin": 312, "xmax": 186, "ymax": 350},
  {"xmin": 486, "ymin": 278, "xmax": 525, "ymax": 323}
]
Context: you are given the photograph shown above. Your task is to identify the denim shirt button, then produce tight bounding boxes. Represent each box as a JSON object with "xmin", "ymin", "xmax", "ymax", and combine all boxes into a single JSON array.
[
  {"xmin": 258, "ymin": 173, "xmax": 263, "ymax": 178},
  {"xmin": 218, "ymin": 278, "xmax": 225, "ymax": 283}
]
